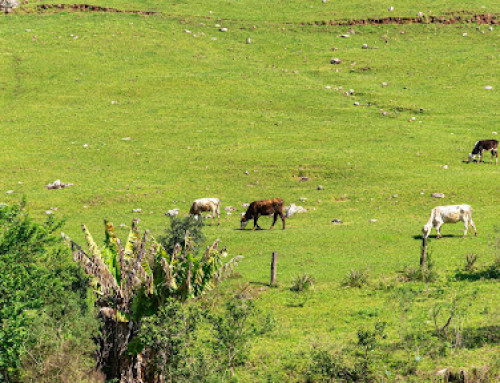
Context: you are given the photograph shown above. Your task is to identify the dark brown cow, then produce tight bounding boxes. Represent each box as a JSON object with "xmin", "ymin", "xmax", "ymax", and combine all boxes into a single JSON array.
[
  {"xmin": 240, "ymin": 198, "xmax": 285, "ymax": 230},
  {"xmin": 468, "ymin": 140, "xmax": 498, "ymax": 165}
]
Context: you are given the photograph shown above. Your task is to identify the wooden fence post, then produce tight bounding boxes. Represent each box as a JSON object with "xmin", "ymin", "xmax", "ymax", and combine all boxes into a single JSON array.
[
  {"xmin": 270, "ymin": 252, "xmax": 278, "ymax": 286},
  {"xmin": 420, "ymin": 237, "xmax": 428, "ymax": 269}
]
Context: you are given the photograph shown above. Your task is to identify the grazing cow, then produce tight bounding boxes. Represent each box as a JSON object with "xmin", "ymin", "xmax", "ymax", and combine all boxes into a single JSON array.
[
  {"xmin": 189, "ymin": 198, "xmax": 221, "ymax": 225},
  {"xmin": 422, "ymin": 205, "xmax": 477, "ymax": 239},
  {"xmin": 468, "ymin": 140, "xmax": 498, "ymax": 165},
  {"xmin": 240, "ymin": 198, "xmax": 285, "ymax": 230}
]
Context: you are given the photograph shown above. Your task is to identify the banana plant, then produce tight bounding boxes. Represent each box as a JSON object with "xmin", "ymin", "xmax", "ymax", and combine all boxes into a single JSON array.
[{"xmin": 66, "ymin": 219, "xmax": 242, "ymax": 322}]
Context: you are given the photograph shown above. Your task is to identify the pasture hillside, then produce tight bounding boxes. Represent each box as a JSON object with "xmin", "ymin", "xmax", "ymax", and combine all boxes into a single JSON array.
[{"xmin": 0, "ymin": 1, "xmax": 499, "ymax": 380}]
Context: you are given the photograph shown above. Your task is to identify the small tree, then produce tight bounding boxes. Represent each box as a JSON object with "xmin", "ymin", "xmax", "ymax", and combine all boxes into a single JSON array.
[{"xmin": 66, "ymin": 218, "xmax": 242, "ymax": 382}]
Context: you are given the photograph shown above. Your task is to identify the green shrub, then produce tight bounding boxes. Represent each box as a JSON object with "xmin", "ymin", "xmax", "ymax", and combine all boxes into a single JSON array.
[
  {"xmin": 290, "ymin": 273, "xmax": 315, "ymax": 292},
  {"xmin": 342, "ymin": 269, "xmax": 369, "ymax": 288},
  {"xmin": 0, "ymin": 200, "xmax": 98, "ymax": 382},
  {"xmin": 159, "ymin": 216, "xmax": 205, "ymax": 255}
]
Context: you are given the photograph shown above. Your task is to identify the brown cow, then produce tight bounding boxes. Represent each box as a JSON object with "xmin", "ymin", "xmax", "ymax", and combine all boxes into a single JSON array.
[
  {"xmin": 240, "ymin": 198, "xmax": 285, "ymax": 230},
  {"xmin": 468, "ymin": 140, "xmax": 498, "ymax": 165}
]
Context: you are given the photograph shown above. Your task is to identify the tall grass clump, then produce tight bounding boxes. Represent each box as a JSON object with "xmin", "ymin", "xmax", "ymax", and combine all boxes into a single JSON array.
[{"xmin": 290, "ymin": 273, "xmax": 315, "ymax": 292}]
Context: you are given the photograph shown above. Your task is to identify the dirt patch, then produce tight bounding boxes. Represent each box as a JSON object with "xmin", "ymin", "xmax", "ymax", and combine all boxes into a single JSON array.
[
  {"xmin": 37, "ymin": 3, "xmax": 159, "ymax": 15},
  {"xmin": 307, "ymin": 13, "xmax": 498, "ymax": 26}
]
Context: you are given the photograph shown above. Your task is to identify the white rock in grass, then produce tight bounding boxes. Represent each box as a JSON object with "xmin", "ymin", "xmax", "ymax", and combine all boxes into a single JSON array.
[
  {"xmin": 214, "ymin": 24, "xmax": 221, "ymax": 28},
  {"xmin": 111, "ymin": 100, "xmax": 118, "ymax": 104},
  {"xmin": 417, "ymin": 12, "xmax": 424, "ymax": 17},
  {"xmin": 331, "ymin": 218, "xmax": 343, "ymax": 225},
  {"xmin": 488, "ymin": 26, "xmax": 493, "ymax": 31},
  {"xmin": 83, "ymin": 144, "xmax": 89, "ymax": 148},
  {"xmin": 339, "ymin": 34, "xmax": 350, "ymax": 38},
  {"xmin": 443, "ymin": 165, "xmax": 449, "ymax": 169},
  {"xmin": 381, "ymin": 82, "xmax": 387, "ymax": 87},
  {"xmin": 246, "ymin": 37, "xmax": 251, "ymax": 44},
  {"xmin": 462, "ymin": 33, "xmax": 468, "ymax": 37},
  {"xmin": 45, "ymin": 210, "xmax": 54, "ymax": 215},
  {"xmin": 242, "ymin": 202, "xmax": 250, "ymax": 208},
  {"xmin": 369, "ymin": 219, "xmax": 378, "ymax": 223},
  {"xmin": 362, "ymin": 44, "xmax": 369, "ymax": 49},
  {"xmin": 165, "ymin": 209, "xmax": 179, "ymax": 217},
  {"xmin": 132, "ymin": 208, "xmax": 142, "ymax": 213},
  {"xmin": 184, "ymin": 29, "xmax": 192, "ymax": 34},
  {"xmin": 285, "ymin": 204, "xmax": 307, "ymax": 218},
  {"xmin": 484, "ymin": 85, "xmax": 493, "ymax": 90},
  {"xmin": 219, "ymin": 28, "xmax": 228, "ymax": 32},
  {"xmin": 224, "ymin": 206, "xmax": 236, "ymax": 211},
  {"xmin": 121, "ymin": 137, "xmax": 132, "ymax": 141},
  {"xmin": 6, "ymin": 190, "xmax": 14, "ymax": 194},
  {"xmin": 431, "ymin": 193, "xmax": 445, "ymax": 199},
  {"xmin": 119, "ymin": 223, "xmax": 127, "ymax": 228},
  {"xmin": 354, "ymin": 101, "xmax": 360, "ymax": 106},
  {"xmin": 299, "ymin": 197, "xmax": 308, "ymax": 202},
  {"xmin": 317, "ymin": 185, "xmax": 324, "ymax": 190},
  {"xmin": 493, "ymin": 131, "xmax": 498, "ymax": 135},
  {"xmin": 388, "ymin": 6, "xmax": 394, "ymax": 11}
]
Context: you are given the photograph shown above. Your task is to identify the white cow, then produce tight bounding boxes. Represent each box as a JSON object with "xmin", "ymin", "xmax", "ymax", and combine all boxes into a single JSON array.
[
  {"xmin": 189, "ymin": 198, "xmax": 221, "ymax": 225},
  {"xmin": 422, "ymin": 205, "xmax": 477, "ymax": 239}
]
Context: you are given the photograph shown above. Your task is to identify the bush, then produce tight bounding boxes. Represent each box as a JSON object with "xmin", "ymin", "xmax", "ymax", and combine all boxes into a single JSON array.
[
  {"xmin": 159, "ymin": 215, "xmax": 205, "ymax": 254},
  {"xmin": 290, "ymin": 273, "xmax": 315, "ymax": 292},
  {"xmin": 464, "ymin": 253, "xmax": 479, "ymax": 272},
  {"xmin": 342, "ymin": 269, "xmax": 369, "ymax": 288},
  {"xmin": 0, "ymin": 200, "xmax": 98, "ymax": 382}
]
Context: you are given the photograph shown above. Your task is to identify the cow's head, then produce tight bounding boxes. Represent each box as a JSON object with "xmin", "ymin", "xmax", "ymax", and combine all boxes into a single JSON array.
[
  {"xmin": 240, "ymin": 213, "xmax": 249, "ymax": 230},
  {"xmin": 422, "ymin": 224, "xmax": 431, "ymax": 239}
]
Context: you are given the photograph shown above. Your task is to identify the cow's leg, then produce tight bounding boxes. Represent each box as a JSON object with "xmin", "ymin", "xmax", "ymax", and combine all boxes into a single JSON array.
[
  {"xmin": 435, "ymin": 223, "xmax": 442, "ymax": 239},
  {"xmin": 469, "ymin": 217, "xmax": 478, "ymax": 236},
  {"xmin": 479, "ymin": 150, "xmax": 483, "ymax": 163},
  {"xmin": 280, "ymin": 212, "xmax": 286, "ymax": 230},
  {"xmin": 462, "ymin": 219, "xmax": 469, "ymax": 238},
  {"xmin": 252, "ymin": 214, "xmax": 261, "ymax": 231},
  {"xmin": 270, "ymin": 213, "xmax": 278, "ymax": 229}
]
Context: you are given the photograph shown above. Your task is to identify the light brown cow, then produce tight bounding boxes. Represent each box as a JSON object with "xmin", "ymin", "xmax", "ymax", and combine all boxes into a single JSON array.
[{"xmin": 189, "ymin": 198, "xmax": 220, "ymax": 225}]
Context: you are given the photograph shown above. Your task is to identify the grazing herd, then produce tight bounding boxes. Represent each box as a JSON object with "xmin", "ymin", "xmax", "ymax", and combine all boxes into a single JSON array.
[{"xmin": 181, "ymin": 140, "xmax": 495, "ymax": 239}]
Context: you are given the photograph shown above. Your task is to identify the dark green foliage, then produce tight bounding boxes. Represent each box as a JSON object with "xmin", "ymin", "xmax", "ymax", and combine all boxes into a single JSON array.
[
  {"xmin": 139, "ymin": 299, "xmax": 213, "ymax": 383},
  {"xmin": 0, "ymin": 200, "xmax": 97, "ymax": 382},
  {"xmin": 159, "ymin": 216, "xmax": 205, "ymax": 255},
  {"xmin": 207, "ymin": 296, "xmax": 260, "ymax": 375}
]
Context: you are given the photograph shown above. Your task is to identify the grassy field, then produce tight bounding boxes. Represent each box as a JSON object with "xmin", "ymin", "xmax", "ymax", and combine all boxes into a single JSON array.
[{"xmin": 0, "ymin": 2, "xmax": 499, "ymax": 380}]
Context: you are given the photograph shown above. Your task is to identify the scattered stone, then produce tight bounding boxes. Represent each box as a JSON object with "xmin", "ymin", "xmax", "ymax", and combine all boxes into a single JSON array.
[
  {"xmin": 493, "ymin": 131, "xmax": 498, "ymax": 135},
  {"xmin": 354, "ymin": 101, "xmax": 360, "ymax": 106},
  {"xmin": 165, "ymin": 209, "xmax": 179, "ymax": 217},
  {"xmin": 219, "ymin": 28, "xmax": 228, "ymax": 32},
  {"xmin": 246, "ymin": 37, "xmax": 251, "ymax": 44},
  {"xmin": 362, "ymin": 44, "xmax": 369, "ymax": 49},
  {"xmin": 242, "ymin": 203, "xmax": 250, "ymax": 208},
  {"xmin": 111, "ymin": 100, "xmax": 118, "ymax": 104},
  {"xmin": 226, "ymin": 212, "xmax": 232, "ymax": 215},
  {"xmin": 392, "ymin": 194, "xmax": 398, "ymax": 198},
  {"xmin": 431, "ymin": 193, "xmax": 445, "ymax": 199},
  {"xmin": 463, "ymin": 32, "xmax": 468, "ymax": 37},
  {"xmin": 381, "ymin": 111, "xmax": 389, "ymax": 116},
  {"xmin": 132, "ymin": 208, "xmax": 142, "ymax": 213},
  {"xmin": 184, "ymin": 29, "xmax": 191, "ymax": 34},
  {"xmin": 285, "ymin": 203, "xmax": 307, "ymax": 218},
  {"xmin": 484, "ymin": 85, "xmax": 493, "ymax": 90},
  {"xmin": 369, "ymin": 219, "xmax": 377, "ymax": 223},
  {"xmin": 119, "ymin": 223, "xmax": 127, "ymax": 228},
  {"xmin": 25, "ymin": 29, "xmax": 31, "ymax": 32},
  {"xmin": 488, "ymin": 26, "xmax": 493, "ymax": 31},
  {"xmin": 436, "ymin": 369, "xmax": 448, "ymax": 377},
  {"xmin": 349, "ymin": 89, "xmax": 355, "ymax": 95},
  {"xmin": 121, "ymin": 137, "xmax": 132, "ymax": 141},
  {"xmin": 417, "ymin": 12, "xmax": 424, "ymax": 17},
  {"xmin": 45, "ymin": 210, "xmax": 54, "ymax": 215},
  {"xmin": 331, "ymin": 218, "xmax": 343, "ymax": 225},
  {"xmin": 45, "ymin": 179, "xmax": 74, "ymax": 190},
  {"xmin": 388, "ymin": 6, "xmax": 394, "ymax": 11},
  {"xmin": 339, "ymin": 34, "xmax": 350, "ymax": 38},
  {"xmin": 322, "ymin": 0, "xmax": 327, "ymax": 3},
  {"xmin": 419, "ymin": 107, "xmax": 424, "ymax": 112},
  {"xmin": 317, "ymin": 185, "xmax": 324, "ymax": 190},
  {"xmin": 381, "ymin": 82, "xmax": 387, "ymax": 87},
  {"xmin": 224, "ymin": 206, "xmax": 236, "ymax": 211},
  {"xmin": 325, "ymin": 85, "xmax": 332, "ymax": 89},
  {"xmin": 299, "ymin": 197, "xmax": 308, "ymax": 202},
  {"xmin": 6, "ymin": 190, "xmax": 14, "ymax": 194},
  {"xmin": 244, "ymin": 170, "xmax": 250, "ymax": 175},
  {"xmin": 330, "ymin": 58, "xmax": 342, "ymax": 64},
  {"xmin": 348, "ymin": 28, "xmax": 355, "ymax": 34},
  {"xmin": 299, "ymin": 176, "xmax": 310, "ymax": 182},
  {"xmin": 443, "ymin": 165, "xmax": 449, "ymax": 169},
  {"xmin": 83, "ymin": 144, "xmax": 89, "ymax": 148},
  {"xmin": 210, "ymin": 37, "xmax": 217, "ymax": 41}
]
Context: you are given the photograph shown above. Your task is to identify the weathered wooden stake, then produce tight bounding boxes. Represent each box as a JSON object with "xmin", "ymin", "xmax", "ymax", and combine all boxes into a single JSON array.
[
  {"xmin": 420, "ymin": 237, "xmax": 428, "ymax": 269},
  {"xmin": 270, "ymin": 252, "xmax": 278, "ymax": 286}
]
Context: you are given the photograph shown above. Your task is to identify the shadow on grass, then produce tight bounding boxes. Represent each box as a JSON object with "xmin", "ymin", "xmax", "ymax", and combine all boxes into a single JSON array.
[
  {"xmin": 412, "ymin": 234, "xmax": 455, "ymax": 240},
  {"xmin": 454, "ymin": 267, "xmax": 499, "ymax": 281}
]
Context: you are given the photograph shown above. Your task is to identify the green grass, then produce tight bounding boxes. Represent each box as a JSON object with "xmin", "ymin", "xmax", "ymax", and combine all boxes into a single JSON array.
[{"xmin": 0, "ymin": 3, "xmax": 499, "ymax": 380}]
